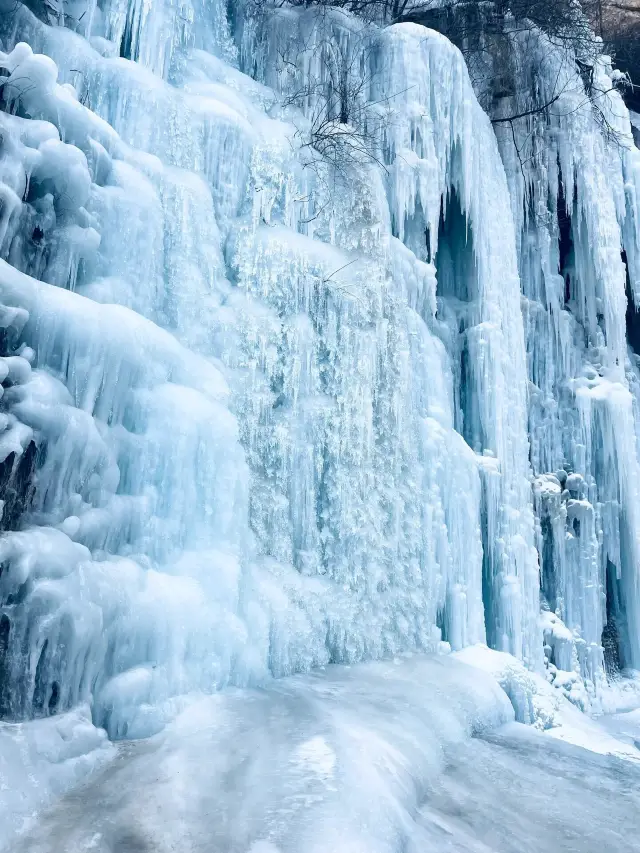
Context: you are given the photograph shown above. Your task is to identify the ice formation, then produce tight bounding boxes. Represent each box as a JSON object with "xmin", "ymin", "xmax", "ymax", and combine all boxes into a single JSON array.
[
  {"xmin": 483, "ymin": 20, "xmax": 640, "ymax": 686},
  {"xmin": 0, "ymin": 0, "xmax": 639, "ymax": 838}
]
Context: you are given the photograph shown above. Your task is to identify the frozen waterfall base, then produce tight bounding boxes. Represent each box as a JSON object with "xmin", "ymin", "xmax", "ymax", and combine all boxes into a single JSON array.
[{"xmin": 3, "ymin": 651, "xmax": 640, "ymax": 853}]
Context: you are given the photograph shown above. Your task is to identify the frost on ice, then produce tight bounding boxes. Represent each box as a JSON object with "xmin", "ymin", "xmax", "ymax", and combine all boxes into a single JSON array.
[
  {"xmin": 0, "ymin": 0, "xmax": 639, "ymax": 840},
  {"xmin": 0, "ymin": 6, "xmax": 537, "ymax": 726}
]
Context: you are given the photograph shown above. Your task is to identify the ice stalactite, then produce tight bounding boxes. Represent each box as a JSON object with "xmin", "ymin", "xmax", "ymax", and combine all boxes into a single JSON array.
[
  {"xmin": 479, "ymin": 19, "xmax": 640, "ymax": 696},
  {"xmin": 374, "ymin": 22, "xmax": 540, "ymax": 666},
  {"xmin": 242, "ymin": 4, "xmax": 540, "ymax": 660},
  {"xmin": 0, "ymin": 29, "xmax": 263, "ymax": 736}
]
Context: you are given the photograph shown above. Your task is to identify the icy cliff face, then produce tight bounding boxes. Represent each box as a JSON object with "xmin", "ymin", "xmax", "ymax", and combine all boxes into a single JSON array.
[
  {"xmin": 484, "ymin": 22, "xmax": 640, "ymax": 691},
  {"xmin": 0, "ymin": 0, "xmax": 638, "ymax": 750}
]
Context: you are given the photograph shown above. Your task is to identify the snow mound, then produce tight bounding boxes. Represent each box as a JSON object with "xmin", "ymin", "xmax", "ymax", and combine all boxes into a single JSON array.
[{"xmin": 456, "ymin": 644, "xmax": 640, "ymax": 760}]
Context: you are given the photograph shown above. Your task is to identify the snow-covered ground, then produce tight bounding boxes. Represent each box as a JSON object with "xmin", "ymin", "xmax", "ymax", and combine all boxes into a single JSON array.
[{"xmin": 4, "ymin": 651, "xmax": 640, "ymax": 853}]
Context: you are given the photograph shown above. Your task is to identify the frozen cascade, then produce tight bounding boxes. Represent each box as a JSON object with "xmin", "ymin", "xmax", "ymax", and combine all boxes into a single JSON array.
[
  {"xmin": 0, "ymin": 0, "xmax": 543, "ymax": 731},
  {"xmin": 0, "ymin": 0, "xmax": 639, "ymax": 844},
  {"xmin": 466, "ymin": 16, "xmax": 640, "ymax": 692}
]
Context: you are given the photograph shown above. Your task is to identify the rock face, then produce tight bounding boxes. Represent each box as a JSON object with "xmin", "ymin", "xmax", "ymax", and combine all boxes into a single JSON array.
[{"xmin": 0, "ymin": 0, "xmax": 638, "ymax": 746}]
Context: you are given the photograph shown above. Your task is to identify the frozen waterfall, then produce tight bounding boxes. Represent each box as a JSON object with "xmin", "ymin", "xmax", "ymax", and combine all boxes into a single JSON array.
[{"xmin": 0, "ymin": 0, "xmax": 640, "ymax": 848}]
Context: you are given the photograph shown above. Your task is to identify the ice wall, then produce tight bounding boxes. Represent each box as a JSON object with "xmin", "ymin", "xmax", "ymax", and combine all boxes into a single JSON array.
[
  {"xmin": 0, "ymin": 0, "xmax": 539, "ymax": 733},
  {"xmin": 0, "ymin": 0, "xmax": 638, "ymax": 745},
  {"xmin": 479, "ymin": 20, "xmax": 640, "ymax": 695}
]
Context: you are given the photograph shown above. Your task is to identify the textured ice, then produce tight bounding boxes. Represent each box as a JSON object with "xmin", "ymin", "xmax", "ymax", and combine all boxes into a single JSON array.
[
  {"xmin": 483, "ymin": 21, "xmax": 640, "ymax": 685},
  {"xmin": 0, "ymin": 704, "xmax": 113, "ymax": 850},
  {"xmin": 0, "ymin": 4, "xmax": 543, "ymax": 733}
]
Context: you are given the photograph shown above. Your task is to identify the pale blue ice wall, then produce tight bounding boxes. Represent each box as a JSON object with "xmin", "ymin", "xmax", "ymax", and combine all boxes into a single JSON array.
[
  {"xmin": 486, "ymin": 22, "xmax": 640, "ymax": 686},
  {"xmin": 0, "ymin": 0, "xmax": 638, "ymax": 735}
]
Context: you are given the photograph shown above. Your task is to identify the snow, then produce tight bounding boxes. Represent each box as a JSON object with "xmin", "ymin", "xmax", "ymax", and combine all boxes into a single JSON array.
[
  {"xmin": 456, "ymin": 643, "xmax": 640, "ymax": 759},
  {"xmin": 7, "ymin": 653, "xmax": 640, "ymax": 853}
]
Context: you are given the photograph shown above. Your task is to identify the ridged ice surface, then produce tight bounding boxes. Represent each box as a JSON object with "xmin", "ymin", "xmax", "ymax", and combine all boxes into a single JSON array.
[
  {"xmin": 0, "ymin": 0, "xmax": 543, "ymax": 735},
  {"xmin": 486, "ymin": 23, "xmax": 640, "ymax": 690},
  {"xmin": 8, "ymin": 655, "xmax": 640, "ymax": 853},
  {"xmin": 0, "ymin": 0, "xmax": 639, "ymax": 815}
]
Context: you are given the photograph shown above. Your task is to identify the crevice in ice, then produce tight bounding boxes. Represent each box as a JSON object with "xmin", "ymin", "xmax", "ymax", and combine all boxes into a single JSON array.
[
  {"xmin": 434, "ymin": 186, "xmax": 480, "ymax": 451},
  {"xmin": 436, "ymin": 190, "xmax": 474, "ymax": 304},
  {"xmin": 118, "ymin": 9, "xmax": 136, "ymax": 62},
  {"xmin": 0, "ymin": 612, "xmax": 10, "ymax": 716},
  {"xmin": 623, "ymin": 249, "xmax": 640, "ymax": 355},
  {"xmin": 0, "ymin": 441, "xmax": 37, "ymax": 530},
  {"xmin": 557, "ymin": 165, "xmax": 575, "ymax": 310},
  {"xmin": 539, "ymin": 513, "xmax": 557, "ymax": 615},
  {"xmin": 33, "ymin": 638, "xmax": 55, "ymax": 716},
  {"xmin": 603, "ymin": 558, "xmax": 626, "ymax": 676}
]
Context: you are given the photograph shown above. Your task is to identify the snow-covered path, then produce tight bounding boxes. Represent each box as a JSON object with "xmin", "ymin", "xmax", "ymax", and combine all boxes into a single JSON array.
[
  {"xmin": 415, "ymin": 725, "xmax": 640, "ymax": 853},
  {"xmin": 11, "ymin": 654, "xmax": 640, "ymax": 853}
]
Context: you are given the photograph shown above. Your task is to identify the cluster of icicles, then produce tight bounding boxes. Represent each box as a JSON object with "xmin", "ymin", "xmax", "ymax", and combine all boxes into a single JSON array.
[{"xmin": 0, "ymin": 0, "xmax": 638, "ymax": 741}]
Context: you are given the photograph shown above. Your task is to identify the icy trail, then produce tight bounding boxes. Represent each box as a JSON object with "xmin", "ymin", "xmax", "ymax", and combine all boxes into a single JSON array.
[{"xmin": 9, "ymin": 654, "xmax": 640, "ymax": 853}]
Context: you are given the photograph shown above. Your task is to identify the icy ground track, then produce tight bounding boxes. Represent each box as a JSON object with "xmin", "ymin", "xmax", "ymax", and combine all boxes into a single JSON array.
[
  {"xmin": 6, "ymin": 653, "xmax": 640, "ymax": 853},
  {"xmin": 2, "ymin": 0, "xmax": 640, "ymax": 848}
]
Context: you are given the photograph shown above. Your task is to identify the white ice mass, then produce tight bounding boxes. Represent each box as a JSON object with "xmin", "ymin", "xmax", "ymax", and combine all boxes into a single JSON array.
[{"xmin": 0, "ymin": 0, "xmax": 640, "ymax": 849}]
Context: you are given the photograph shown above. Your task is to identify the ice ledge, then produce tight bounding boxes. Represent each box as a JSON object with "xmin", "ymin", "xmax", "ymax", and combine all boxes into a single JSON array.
[
  {"xmin": 0, "ymin": 703, "xmax": 114, "ymax": 850},
  {"xmin": 455, "ymin": 644, "xmax": 640, "ymax": 762}
]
